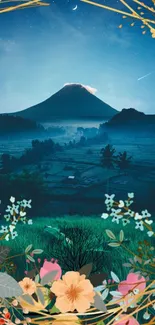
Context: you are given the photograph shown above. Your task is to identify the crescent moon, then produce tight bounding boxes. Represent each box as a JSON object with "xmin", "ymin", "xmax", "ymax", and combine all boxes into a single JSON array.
[{"xmin": 72, "ymin": 5, "xmax": 77, "ymax": 10}]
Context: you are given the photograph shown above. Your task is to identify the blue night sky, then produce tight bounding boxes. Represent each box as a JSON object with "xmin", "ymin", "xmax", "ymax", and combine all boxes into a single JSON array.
[{"xmin": 0, "ymin": 0, "xmax": 155, "ymax": 114}]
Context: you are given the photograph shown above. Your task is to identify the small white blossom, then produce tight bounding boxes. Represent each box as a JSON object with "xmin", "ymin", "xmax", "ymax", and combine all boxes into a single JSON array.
[
  {"xmin": 6, "ymin": 204, "xmax": 19, "ymax": 215},
  {"xmin": 122, "ymin": 218, "xmax": 130, "ymax": 226},
  {"xmin": 9, "ymin": 225, "xmax": 16, "ymax": 233},
  {"xmin": 125, "ymin": 200, "xmax": 133, "ymax": 207},
  {"xmin": 0, "ymin": 226, "xmax": 8, "ymax": 233},
  {"xmin": 134, "ymin": 213, "xmax": 142, "ymax": 220},
  {"xmin": 133, "ymin": 288, "xmax": 140, "ymax": 295},
  {"xmin": 105, "ymin": 194, "xmax": 115, "ymax": 206},
  {"xmin": 141, "ymin": 209, "xmax": 151, "ymax": 218},
  {"xmin": 94, "ymin": 280, "xmax": 107, "ymax": 292},
  {"xmin": 135, "ymin": 221, "xmax": 144, "ymax": 231},
  {"xmin": 143, "ymin": 311, "xmax": 150, "ymax": 320},
  {"xmin": 21, "ymin": 217, "xmax": 26, "ymax": 224},
  {"xmin": 28, "ymin": 219, "xmax": 33, "ymax": 225},
  {"xmin": 21, "ymin": 199, "xmax": 32, "ymax": 209},
  {"xmin": 12, "ymin": 216, "xmax": 18, "ymax": 226},
  {"xmin": 101, "ymin": 213, "xmax": 109, "ymax": 219},
  {"xmin": 128, "ymin": 193, "xmax": 134, "ymax": 199},
  {"xmin": 11, "ymin": 231, "xmax": 18, "ymax": 240},
  {"xmin": 111, "ymin": 208, "xmax": 121, "ymax": 215},
  {"xmin": 112, "ymin": 215, "xmax": 123, "ymax": 224},
  {"xmin": 118, "ymin": 200, "xmax": 124, "ymax": 208},
  {"xmin": 145, "ymin": 219, "xmax": 153, "ymax": 225},
  {"xmin": 128, "ymin": 209, "xmax": 134, "ymax": 217},
  {"xmin": 4, "ymin": 214, "xmax": 10, "ymax": 222},
  {"xmin": 147, "ymin": 231, "xmax": 154, "ymax": 237},
  {"xmin": 10, "ymin": 196, "xmax": 15, "ymax": 203},
  {"xmin": 20, "ymin": 211, "xmax": 26, "ymax": 217},
  {"xmin": 5, "ymin": 233, "xmax": 10, "ymax": 241}
]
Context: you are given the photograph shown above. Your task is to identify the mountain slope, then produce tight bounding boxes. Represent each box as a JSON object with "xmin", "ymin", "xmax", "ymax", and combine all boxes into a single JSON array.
[{"xmin": 12, "ymin": 84, "xmax": 117, "ymax": 122}]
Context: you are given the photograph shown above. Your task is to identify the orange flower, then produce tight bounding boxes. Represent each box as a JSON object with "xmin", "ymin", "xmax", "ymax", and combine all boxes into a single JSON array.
[
  {"xmin": 51, "ymin": 271, "xmax": 95, "ymax": 313},
  {"xmin": 19, "ymin": 277, "xmax": 36, "ymax": 295}
]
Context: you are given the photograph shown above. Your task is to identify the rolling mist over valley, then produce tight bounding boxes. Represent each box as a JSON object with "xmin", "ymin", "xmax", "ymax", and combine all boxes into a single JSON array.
[{"xmin": 0, "ymin": 84, "xmax": 155, "ymax": 218}]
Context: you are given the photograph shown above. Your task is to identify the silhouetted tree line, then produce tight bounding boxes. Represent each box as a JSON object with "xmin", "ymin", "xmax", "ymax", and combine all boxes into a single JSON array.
[
  {"xmin": 47, "ymin": 126, "xmax": 66, "ymax": 136},
  {"xmin": 0, "ymin": 114, "xmax": 44, "ymax": 135},
  {"xmin": 1, "ymin": 139, "xmax": 63, "ymax": 173},
  {"xmin": 100, "ymin": 144, "xmax": 132, "ymax": 170},
  {"xmin": 0, "ymin": 170, "xmax": 49, "ymax": 217},
  {"xmin": 65, "ymin": 131, "xmax": 109, "ymax": 149}
]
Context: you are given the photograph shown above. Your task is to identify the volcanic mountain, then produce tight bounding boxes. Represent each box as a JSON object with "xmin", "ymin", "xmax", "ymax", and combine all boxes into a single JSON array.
[{"xmin": 12, "ymin": 84, "xmax": 117, "ymax": 122}]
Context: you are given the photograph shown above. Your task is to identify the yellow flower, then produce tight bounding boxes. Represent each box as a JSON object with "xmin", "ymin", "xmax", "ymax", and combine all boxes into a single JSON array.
[
  {"xmin": 150, "ymin": 28, "xmax": 155, "ymax": 38},
  {"xmin": 51, "ymin": 271, "xmax": 95, "ymax": 313},
  {"xmin": 19, "ymin": 277, "xmax": 36, "ymax": 296}
]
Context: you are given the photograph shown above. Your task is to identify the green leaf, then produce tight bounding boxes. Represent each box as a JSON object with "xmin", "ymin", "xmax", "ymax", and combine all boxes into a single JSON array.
[
  {"xmin": 0, "ymin": 272, "xmax": 23, "ymax": 298},
  {"xmin": 0, "ymin": 246, "xmax": 10, "ymax": 264},
  {"xmin": 111, "ymin": 271, "xmax": 120, "ymax": 283},
  {"xmin": 119, "ymin": 230, "xmax": 124, "ymax": 242},
  {"xmin": 26, "ymin": 255, "xmax": 35, "ymax": 263},
  {"xmin": 35, "ymin": 274, "xmax": 40, "ymax": 283},
  {"xmin": 36, "ymin": 288, "xmax": 45, "ymax": 305},
  {"xmin": 25, "ymin": 244, "xmax": 32, "ymax": 254},
  {"xmin": 32, "ymin": 249, "xmax": 43, "ymax": 255},
  {"xmin": 21, "ymin": 294, "xmax": 35, "ymax": 305},
  {"xmin": 44, "ymin": 227, "xmax": 61, "ymax": 239},
  {"xmin": 106, "ymin": 230, "xmax": 116, "ymax": 240},
  {"xmin": 93, "ymin": 292, "xmax": 107, "ymax": 312},
  {"xmin": 41, "ymin": 270, "xmax": 58, "ymax": 286},
  {"xmin": 27, "ymin": 269, "xmax": 36, "ymax": 279},
  {"xmin": 79, "ymin": 263, "xmax": 93, "ymax": 278},
  {"xmin": 97, "ymin": 321, "xmax": 105, "ymax": 325},
  {"xmin": 49, "ymin": 305, "xmax": 60, "ymax": 314},
  {"xmin": 89, "ymin": 273, "xmax": 107, "ymax": 287},
  {"xmin": 108, "ymin": 242, "xmax": 120, "ymax": 247}
]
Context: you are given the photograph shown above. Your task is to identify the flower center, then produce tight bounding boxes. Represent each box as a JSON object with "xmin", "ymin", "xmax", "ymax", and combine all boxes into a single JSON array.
[
  {"xmin": 66, "ymin": 285, "xmax": 82, "ymax": 302},
  {"xmin": 25, "ymin": 284, "xmax": 30, "ymax": 290}
]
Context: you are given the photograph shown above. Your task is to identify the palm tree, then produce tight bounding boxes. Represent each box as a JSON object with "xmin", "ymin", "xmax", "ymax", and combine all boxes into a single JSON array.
[
  {"xmin": 100, "ymin": 144, "xmax": 116, "ymax": 169},
  {"xmin": 116, "ymin": 151, "xmax": 132, "ymax": 170}
]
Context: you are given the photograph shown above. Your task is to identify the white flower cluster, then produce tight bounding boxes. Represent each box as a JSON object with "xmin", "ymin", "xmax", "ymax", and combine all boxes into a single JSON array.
[
  {"xmin": 0, "ymin": 196, "xmax": 32, "ymax": 241},
  {"xmin": 101, "ymin": 193, "xmax": 154, "ymax": 237}
]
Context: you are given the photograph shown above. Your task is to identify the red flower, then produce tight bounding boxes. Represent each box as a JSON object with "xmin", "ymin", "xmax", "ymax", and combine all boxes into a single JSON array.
[
  {"xmin": 0, "ymin": 319, "xmax": 5, "ymax": 325},
  {"xmin": 4, "ymin": 313, "xmax": 11, "ymax": 320}
]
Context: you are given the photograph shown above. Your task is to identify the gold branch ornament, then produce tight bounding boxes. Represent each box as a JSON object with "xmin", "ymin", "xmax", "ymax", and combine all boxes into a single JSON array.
[
  {"xmin": 80, "ymin": 0, "xmax": 155, "ymax": 38},
  {"xmin": 0, "ymin": 0, "xmax": 49, "ymax": 14}
]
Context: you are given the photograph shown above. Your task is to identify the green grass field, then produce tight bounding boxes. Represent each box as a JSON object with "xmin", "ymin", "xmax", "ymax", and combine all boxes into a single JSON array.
[{"xmin": 2, "ymin": 216, "xmax": 153, "ymax": 281}]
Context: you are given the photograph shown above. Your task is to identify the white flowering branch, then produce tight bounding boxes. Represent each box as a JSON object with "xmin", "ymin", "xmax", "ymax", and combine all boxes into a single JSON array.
[
  {"xmin": 0, "ymin": 197, "xmax": 32, "ymax": 241},
  {"xmin": 101, "ymin": 193, "xmax": 154, "ymax": 238}
]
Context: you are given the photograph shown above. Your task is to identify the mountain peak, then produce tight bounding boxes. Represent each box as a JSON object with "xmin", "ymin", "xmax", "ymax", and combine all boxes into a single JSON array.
[
  {"xmin": 11, "ymin": 84, "xmax": 117, "ymax": 122},
  {"xmin": 62, "ymin": 83, "xmax": 98, "ymax": 95}
]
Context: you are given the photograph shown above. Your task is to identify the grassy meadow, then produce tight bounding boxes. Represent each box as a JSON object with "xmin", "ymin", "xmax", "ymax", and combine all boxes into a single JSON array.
[{"xmin": 1, "ymin": 215, "xmax": 153, "ymax": 281}]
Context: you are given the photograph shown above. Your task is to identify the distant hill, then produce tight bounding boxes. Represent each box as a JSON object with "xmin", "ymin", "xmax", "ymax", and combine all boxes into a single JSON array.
[
  {"xmin": 11, "ymin": 84, "xmax": 117, "ymax": 122},
  {"xmin": 0, "ymin": 114, "xmax": 44, "ymax": 136},
  {"xmin": 106, "ymin": 108, "xmax": 155, "ymax": 126},
  {"xmin": 99, "ymin": 108, "xmax": 155, "ymax": 134}
]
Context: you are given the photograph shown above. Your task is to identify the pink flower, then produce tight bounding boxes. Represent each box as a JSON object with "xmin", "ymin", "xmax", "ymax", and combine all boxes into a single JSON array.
[
  {"xmin": 113, "ymin": 315, "xmax": 139, "ymax": 325},
  {"xmin": 26, "ymin": 259, "xmax": 30, "ymax": 264},
  {"xmin": 38, "ymin": 258, "xmax": 41, "ymax": 263},
  {"xmin": 40, "ymin": 260, "xmax": 62, "ymax": 280},
  {"xmin": 118, "ymin": 273, "xmax": 146, "ymax": 295}
]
